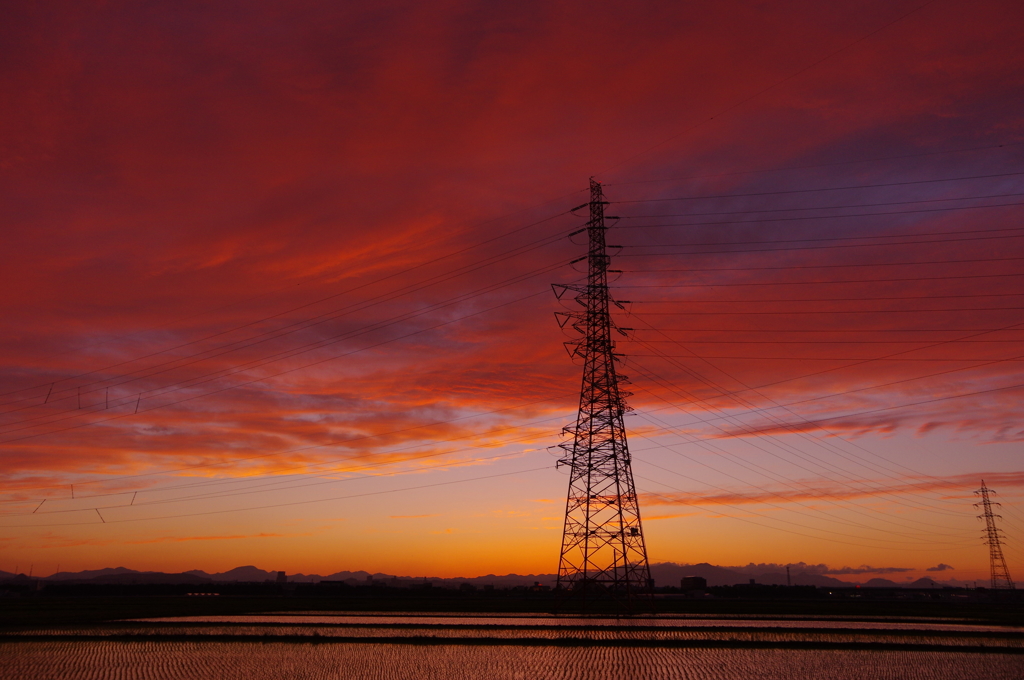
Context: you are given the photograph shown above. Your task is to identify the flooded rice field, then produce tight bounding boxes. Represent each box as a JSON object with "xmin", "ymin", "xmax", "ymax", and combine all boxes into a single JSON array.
[
  {"xmin": 2, "ymin": 614, "xmax": 1021, "ymax": 679},
  {"xmin": 3, "ymin": 642, "xmax": 1022, "ymax": 679}
]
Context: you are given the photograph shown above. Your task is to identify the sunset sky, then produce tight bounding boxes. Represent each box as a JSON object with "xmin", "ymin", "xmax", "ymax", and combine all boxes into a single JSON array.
[{"xmin": 2, "ymin": 0, "xmax": 1023, "ymax": 584}]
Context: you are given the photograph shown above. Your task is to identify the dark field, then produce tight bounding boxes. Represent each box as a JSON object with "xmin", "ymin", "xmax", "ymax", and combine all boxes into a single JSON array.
[
  {"xmin": 2, "ymin": 588, "xmax": 1022, "ymax": 628},
  {"xmin": 2, "ymin": 592, "xmax": 1021, "ymax": 679}
]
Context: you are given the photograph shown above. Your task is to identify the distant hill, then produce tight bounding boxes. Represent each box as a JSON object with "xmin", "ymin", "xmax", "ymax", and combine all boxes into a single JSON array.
[
  {"xmin": 0, "ymin": 563, "xmax": 968, "ymax": 588},
  {"xmin": 755, "ymin": 571, "xmax": 852, "ymax": 588},
  {"xmin": 187, "ymin": 565, "xmax": 277, "ymax": 582},
  {"xmin": 36, "ymin": 567, "xmax": 210, "ymax": 585},
  {"xmin": 649, "ymin": 562, "xmax": 747, "ymax": 587},
  {"xmin": 644, "ymin": 563, "xmax": 852, "ymax": 588},
  {"xmin": 908, "ymin": 577, "xmax": 939, "ymax": 588},
  {"xmin": 47, "ymin": 567, "xmax": 140, "ymax": 581},
  {"xmin": 864, "ymin": 578, "xmax": 903, "ymax": 588}
]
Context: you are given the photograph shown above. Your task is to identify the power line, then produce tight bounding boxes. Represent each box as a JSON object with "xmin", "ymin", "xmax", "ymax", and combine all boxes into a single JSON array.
[
  {"xmin": 618, "ymin": 228, "xmax": 1024, "ymax": 256},
  {"xmin": 631, "ymin": 436, "xmax": 975, "ymax": 545},
  {"xmin": 617, "ymin": 193, "xmax": 1024, "ymax": 220},
  {"xmin": 615, "ymin": 311, "xmax": 974, "ymax": 519},
  {"xmin": 627, "ymin": 357, "xmax": 971, "ymax": 519},
  {"xmin": 616, "ymin": 224, "xmax": 1024, "ymax": 245},
  {"xmin": 0, "ymin": 286, "xmax": 557, "ymax": 445},
  {"xmin": 0, "ymin": 220, "xmax": 578, "ymax": 413},
  {"xmin": 628, "ymin": 292, "xmax": 1024, "ymax": 304},
  {"xmin": 634, "ymin": 476, "xmax": 974, "ymax": 552},
  {"xmin": 0, "ymin": 205, "xmax": 580, "ymax": 403},
  {"xmin": 9, "ymin": 382, "xmax": 905, "ymax": 515},
  {"xmin": 630, "ymin": 404, "xmax": 975, "ymax": 540},
  {"xmin": 628, "ymin": 307, "xmax": 1024, "ymax": 315},
  {"xmin": 611, "ymin": 171, "xmax": 1024, "ymax": 203},
  {"xmin": 34, "ymin": 313, "xmax": 999, "ymax": 516},
  {"xmin": 630, "ymin": 354, "xmax": 1024, "ymax": 362},
  {"xmin": 627, "ymin": 337, "xmax": 1024, "ymax": 427},
  {"xmin": 730, "ymin": 380, "xmax": 1024, "ymax": 437},
  {"xmin": 628, "ymin": 311, "xmax": 1024, "ymax": 425},
  {"xmin": 615, "ymin": 272, "xmax": 1024, "ymax": 288},
  {"xmin": 0, "ymin": 227, "xmax": 592, "ymax": 433},
  {"xmin": 632, "ymin": 329, "xmax": 1024, "ymax": 334},
  {"xmin": 620, "ymin": 309, "xmax": 1007, "ymax": 513},
  {"xmin": 617, "ymin": 255, "xmax": 1024, "ymax": 273},
  {"xmin": 0, "ymin": 465, "xmax": 551, "ymax": 529},
  {"xmin": 0, "ymin": 254, "xmax": 575, "ymax": 430},
  {"xmin": 0, "ymin": 392, "xmax": 575, "ymax": 498},
  {"xmin": 0, "ymin": 206, "xmax": 581, "ymax": 409},
  {"xmin": 604, "ymin": 142, "xmax": 1024, "ymax": 187},
  {"xmin": 635, "ymin": 339, "xmax": 1021, "ymax": 344},
  {"xmin": 10, "ymin": 444, "xmax": 550, "ymax": 517},
  {"xmin": 9, "ymin": 396, "xmax": 753, "ymax": 510}
]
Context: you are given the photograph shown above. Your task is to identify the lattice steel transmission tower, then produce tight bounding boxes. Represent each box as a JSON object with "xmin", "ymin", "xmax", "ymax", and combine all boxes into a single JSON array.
[
  {"xmin": 552, "ymin": 178, "xmax": 652, "ymax": 610},
  {"xmin": 974, "ymin": 480, "xmax": 1014, "ymax": 590}
]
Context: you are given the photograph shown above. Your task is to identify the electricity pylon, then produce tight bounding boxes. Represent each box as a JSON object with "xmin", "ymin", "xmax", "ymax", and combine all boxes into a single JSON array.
[
  {"xmin": 552, "ymin": 178, "xmax": 651, "ymax": 611},
  {"xmin": 974, "ymin": 480, "xmax": 1014, "ymax": 590}
]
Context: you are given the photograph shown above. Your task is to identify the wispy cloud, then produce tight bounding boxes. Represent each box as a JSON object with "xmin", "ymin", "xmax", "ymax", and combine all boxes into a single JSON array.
[
  {"xmin": 641, "ymin": 471, "xmax": 1024, "ymax": 508},
  {"xmin": 824, "ymin": 565, "xmax": 913, "ymax": 575}
]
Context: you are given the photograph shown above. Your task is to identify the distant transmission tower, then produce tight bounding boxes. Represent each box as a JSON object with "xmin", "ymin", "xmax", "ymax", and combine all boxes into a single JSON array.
[
  {"xmin": 974, "ymin": 480, "xmax": 1014, "ymax": 590},
  {"xmin": 552, "ymin": 178, "xmax": 652, "ymax": 610}
]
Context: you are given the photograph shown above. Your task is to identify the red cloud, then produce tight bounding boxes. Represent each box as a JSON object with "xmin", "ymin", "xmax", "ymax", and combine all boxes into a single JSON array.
[{"xmin": 0, "ymin": 2, "xmax": 1021, "ymax": 576}]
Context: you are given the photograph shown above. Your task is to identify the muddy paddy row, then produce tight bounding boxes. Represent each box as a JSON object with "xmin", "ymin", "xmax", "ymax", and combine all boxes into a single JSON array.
[{"xmin": 2, "ymin": 613, "xmax": 1022, "ymax": 679}]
